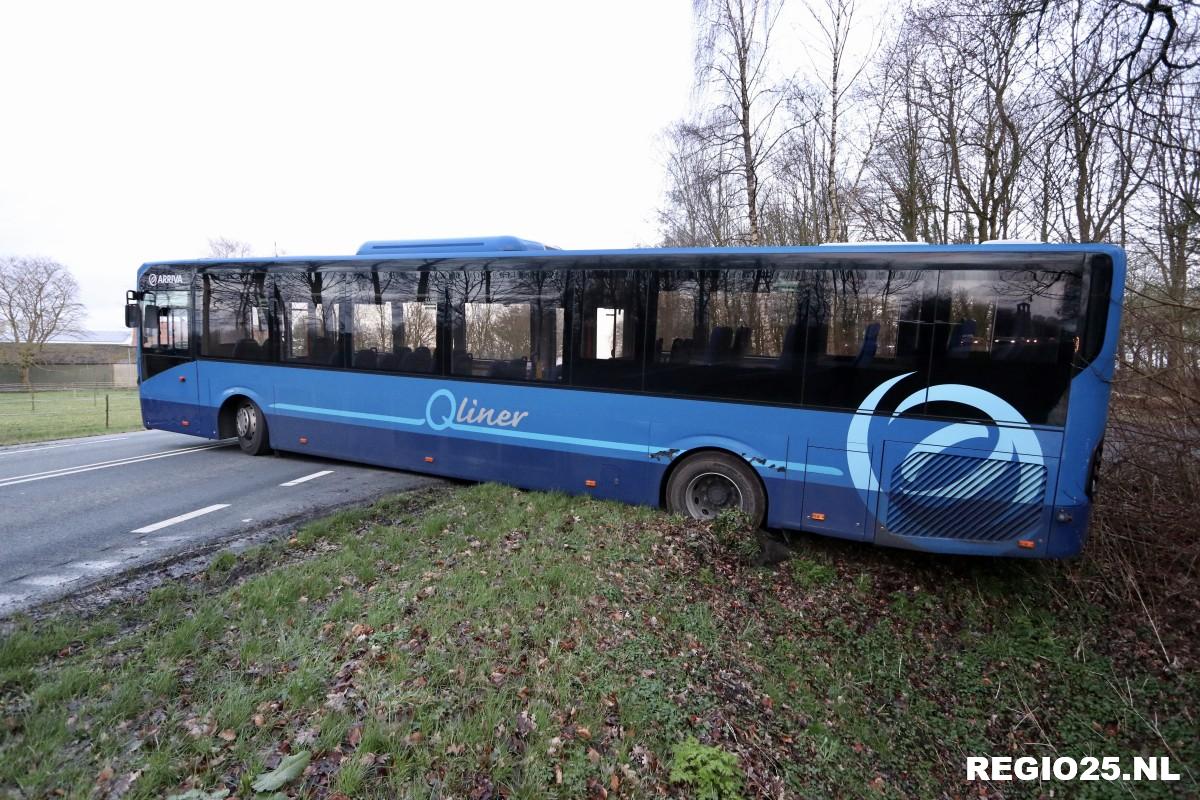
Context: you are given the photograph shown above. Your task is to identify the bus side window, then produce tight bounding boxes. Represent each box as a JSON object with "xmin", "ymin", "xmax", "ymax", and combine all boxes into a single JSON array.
[
  {"xmin": 571, "ymin": 271, "xmax": 645, "ymax": 391},
  {"xmin": 201, "ymin": 270, "xmax": 270, "ymax": 361},
  {"xmin": 802, "ymin": 268, "xmax": 934, "ymax": 412},
  {"xmin": 275, "ymin": 270, "xmax": 348, "ymax": 368},
  {"xmin": 347, "ymin": 270, "xmax": 438, "ymax": 373},
  {"xmin": 645, "ymin": 267, "xmax": 802, "ymax": 403},
  {"xmin": 449, "ymin": 269, "xmax": 567, "ymax": 383},
  {"xmin": 928, "ymin": 266, "xmax": 1082, "ymax": 426}
]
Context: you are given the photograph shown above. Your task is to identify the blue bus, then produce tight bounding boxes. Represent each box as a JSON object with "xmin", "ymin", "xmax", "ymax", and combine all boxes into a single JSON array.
[{"xmin": 126, "ymin": 237, "xmax": 1123, "ymax": 558}]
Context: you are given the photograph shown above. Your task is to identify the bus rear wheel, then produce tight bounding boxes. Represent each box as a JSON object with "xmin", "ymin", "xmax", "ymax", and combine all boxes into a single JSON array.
[
  {"xmin": 235, "ymin": 399, "xmax": 272, "ymax": 456},
  {"xmin": 666, "ymin": 452, "xmax": 764, "ymax": 528}
]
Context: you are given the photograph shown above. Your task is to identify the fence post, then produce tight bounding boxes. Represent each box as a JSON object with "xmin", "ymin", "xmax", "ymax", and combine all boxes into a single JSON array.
[{"xmin": 105, "ymin": 394, "xmax": 110, "ymax": 429}]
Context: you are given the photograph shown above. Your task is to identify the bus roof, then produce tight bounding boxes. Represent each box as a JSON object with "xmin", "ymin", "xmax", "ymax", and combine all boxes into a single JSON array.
[
  {"xmin": 141, "ymin": 239, "xmax": 1125, "ymax": 270},
  {"xmin": 355, "ymin": 236, "xmax": 555, "ymax": 255}
]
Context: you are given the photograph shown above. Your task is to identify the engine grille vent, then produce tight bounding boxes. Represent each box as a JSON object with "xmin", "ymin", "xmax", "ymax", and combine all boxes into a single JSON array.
[{"xmin": 886, "ymin": 451, "xmax": 1047, "ymax": 541}]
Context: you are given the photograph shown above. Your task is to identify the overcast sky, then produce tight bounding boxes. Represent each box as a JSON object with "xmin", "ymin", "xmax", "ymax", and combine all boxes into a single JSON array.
[{"xmin": 0, "ymin": 1, "xmax": 700, "ymax": 329}]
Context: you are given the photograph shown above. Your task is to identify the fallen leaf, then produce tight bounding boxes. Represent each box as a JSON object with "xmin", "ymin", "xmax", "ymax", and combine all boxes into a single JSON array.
[
  {"xmin": 218, "ymin": 729, "xmax": 236, "ymax": 743},
  {"xmin": 165, "ymin": 790, "xmax": 229, "ymax": 800},
  {"xmin": 251, "ymin": 751, "xmax": 311, "ymax": 792},
  {"xmin": 516, "ymin": 711, "xmax": 537, "ymax": 737}
]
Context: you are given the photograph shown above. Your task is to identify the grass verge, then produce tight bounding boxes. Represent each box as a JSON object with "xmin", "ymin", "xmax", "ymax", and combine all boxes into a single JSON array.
[
  {"xmin": 0, "ymin": 389, "xmax": 142, "ymax": 445},
  {"xmin": 1, "ymin": 484, "xmax": 1195, "ymax": 798}
]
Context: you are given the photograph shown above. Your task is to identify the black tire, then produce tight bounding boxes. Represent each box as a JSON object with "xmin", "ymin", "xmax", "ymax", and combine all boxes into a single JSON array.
[
  {"xmin": 665, "ymin": 452, "xmax": 765, "ymax": 528},
  {"xmin": 234, "ymin": 399, "xmax": 272, "ymax": 456}
]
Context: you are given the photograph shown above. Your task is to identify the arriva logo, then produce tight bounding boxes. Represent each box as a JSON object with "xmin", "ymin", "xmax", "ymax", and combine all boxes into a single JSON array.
[
  {"xmin": 425, "ymin": 389, "xmax": 529, "ymax": 431},
  {"xmin": 846, "ymin": 372, "xmax": 1044, "ymax": 504}
]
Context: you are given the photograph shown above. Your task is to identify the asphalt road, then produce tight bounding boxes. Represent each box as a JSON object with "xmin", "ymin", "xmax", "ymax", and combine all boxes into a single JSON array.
[{"xmin": 0, "ymin": 429, "xmax": 442, "ymax": 616}]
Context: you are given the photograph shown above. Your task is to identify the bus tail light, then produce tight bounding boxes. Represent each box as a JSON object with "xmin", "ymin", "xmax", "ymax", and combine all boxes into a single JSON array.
[
  {"xmin": 585, "ymin": 479, "xmax": 597, "ymax": 488},
  {"xmin": 1018, "ymin": 539, "xmax": 1036, "ymax": 550}
]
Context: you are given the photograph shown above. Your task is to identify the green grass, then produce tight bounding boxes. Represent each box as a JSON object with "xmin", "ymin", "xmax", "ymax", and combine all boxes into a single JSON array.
[
  {"xmin": 0, "ymin": 388, "xmax": 141, "ymax": 445},
  {"xmin": 0, "ymin": 485, "xmax": 1194, "ymax": 799}
]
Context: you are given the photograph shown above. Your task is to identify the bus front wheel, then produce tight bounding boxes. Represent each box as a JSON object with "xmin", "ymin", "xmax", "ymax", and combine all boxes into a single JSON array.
[
  {"xmin": 666, "ymin": 452, "xmax": 764, "ymax": 529},
  {"xmin": 235, "ymin": 399, "xmax": 272, "ymax": 456}
]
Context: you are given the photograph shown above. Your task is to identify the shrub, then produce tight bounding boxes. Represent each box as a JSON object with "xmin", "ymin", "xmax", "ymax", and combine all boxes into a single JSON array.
[{"xmin": 669, "ymin": 738, "xmax": 744, "ymax": 800}]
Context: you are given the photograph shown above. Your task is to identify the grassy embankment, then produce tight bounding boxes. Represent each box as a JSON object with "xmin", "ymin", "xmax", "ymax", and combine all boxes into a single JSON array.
[
  {"xmin": 1, "ymin": 484, "xmax": 1195, "ymax": 798},
  {"xmin": 0, "ymin": 389, "xmax": 142, "ymax": 446}
]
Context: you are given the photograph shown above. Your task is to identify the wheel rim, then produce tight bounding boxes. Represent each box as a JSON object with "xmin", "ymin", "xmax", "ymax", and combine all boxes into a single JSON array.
[
  {"xmin": 683, "ymin": 472, "xmax": 743, "ymax": 520},
  {"xmin": 236, "ymin": 405, "xmax": 257, "ymax": 440}
]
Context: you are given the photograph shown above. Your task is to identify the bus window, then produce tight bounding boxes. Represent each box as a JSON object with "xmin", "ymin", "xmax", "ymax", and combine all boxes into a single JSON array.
[
  {"xmin": 201, "ymin": 270, "xmax": 271, "ymax": 361},
  {"xmin": 449, "ymin": 269, "xmax": 567, "ymax": 382},
  {"xmin": 645, "ymin": 268, "xmax": 804, "ymax": 404},
  {"xmin": 572, "ymin": 271, "xmax": 644, "ymax": 391},
  {"xmin": 348, "ymin": 270, "xmax": 437, "ymax": 373},
  {"xmin": 802, "ymin": 268, "xmax": 935, "ymax": 412},
  {"xmin": 929, "ymin": 266, "xmax": 1082, "ymax": 425},
  {"xmin": 141, "ymin": 289, "xmax": 190, "ymax": 356},
  {"xmin": 275, "ymin": 270, "xmax": 348, "ymax": 367}
]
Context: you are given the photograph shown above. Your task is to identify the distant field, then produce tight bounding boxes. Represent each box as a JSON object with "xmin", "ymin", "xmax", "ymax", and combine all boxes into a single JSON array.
[{"xmin": 0, "ymin": 388, "xmax": 142, "ymax": 445}]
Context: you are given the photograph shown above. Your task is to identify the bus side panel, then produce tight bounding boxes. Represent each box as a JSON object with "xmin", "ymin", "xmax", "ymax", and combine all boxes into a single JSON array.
[
  {"xmin": 873, "ymin": 439, "xmax": 1061, "ymax": 557},
  {"xmin": 140, "ymin": 362, "xmax": 208, "ymax": 437},
  {"xmin": 261, "ymin": 369, "xmax": 660, "ymax": 506}
]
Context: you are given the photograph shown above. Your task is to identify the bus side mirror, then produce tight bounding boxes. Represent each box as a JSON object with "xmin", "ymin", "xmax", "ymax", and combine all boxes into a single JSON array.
[{"xmin": 124, "ymin": 304, "xmax": 140, "ymax": 328}]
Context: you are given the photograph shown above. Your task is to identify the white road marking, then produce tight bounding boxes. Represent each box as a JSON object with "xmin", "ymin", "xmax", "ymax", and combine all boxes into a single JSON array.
[
  {"xmin": 131, "ymin": 504, "xmax": 231, "ymax": 534},
  {"xmin": 65, "ymin": 560, "xmax": 122, "ymax": 571},
  {"xmin": 280, "ymin": 470, "xmax": 333, "ymax": 487},
  {"xmin": 0, "ymin": 443, "xmax": 229, "ymax": 488},
  {"xmin": 19, "ymin": 573, "xmax": 82, "ymax": 587},
  {"xmin": 0, "ymin": 436, "xmax": 131, "ymax": 457}
]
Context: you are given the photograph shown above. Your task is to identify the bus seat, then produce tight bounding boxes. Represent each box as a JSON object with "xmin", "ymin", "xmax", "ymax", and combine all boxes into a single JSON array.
[
  {"xmin": 353, "ymin": 350, "xmax": 378, "ymax": 369},
  {"xmin": 669, "ymin": 337, "xmax": 689, "ymax": 364},
  {"xmin": 706, "ymin": 326, "xmax": 734, "ymax": 364},
  {"xmin": 406, "ymin": 346, "xmax": 433, "ymax": 373},
  {"xmin": 233, "ymin": 338, "xmax": 262, "ymax": 360},
  {"xmin": 733, "ymin": 326, "xmax": 751, "ymax": 357},
  {"xmin": 853, "ymin": 322, "xmax": 880, "ymax": 367},
  {"xmin": 778, "ymin": 324, "xmax": 799, "ymax": 369},
  {"xmin": 377, "ymin": 352, "xmax": 401, "ymax": 371}
]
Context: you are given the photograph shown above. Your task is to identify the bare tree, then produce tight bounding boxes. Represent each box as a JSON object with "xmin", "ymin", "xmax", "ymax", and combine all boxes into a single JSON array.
[
  {"xmin": 692, "ymin": 0, "xmax": 791, "ymax": 244},
  {"xmin": 0, "ymin": 257, "xmax": 86, "ymax": 386},
  {"xmin": 659, "ymin": 123, "xmax": 743, "ymax": 246},
  {"xmin": 207, "ymin": 237, "xmax": 254, "ymax": 258}
]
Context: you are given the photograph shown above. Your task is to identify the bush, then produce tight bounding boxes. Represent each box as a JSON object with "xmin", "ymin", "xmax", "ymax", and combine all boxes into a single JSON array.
[
  {"xmin": 669, "ymin": 738, "xmax": 744, "ymax": 800},
  {"xmin": 711, "ymin": 509, "xmax": 760, "ymax": 564}
]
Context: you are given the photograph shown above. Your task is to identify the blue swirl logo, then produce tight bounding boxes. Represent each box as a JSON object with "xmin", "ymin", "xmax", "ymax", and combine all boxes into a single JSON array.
[{"xmin": 847, "ymin": 372, "xmax": 1044, "ymax": 503}]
